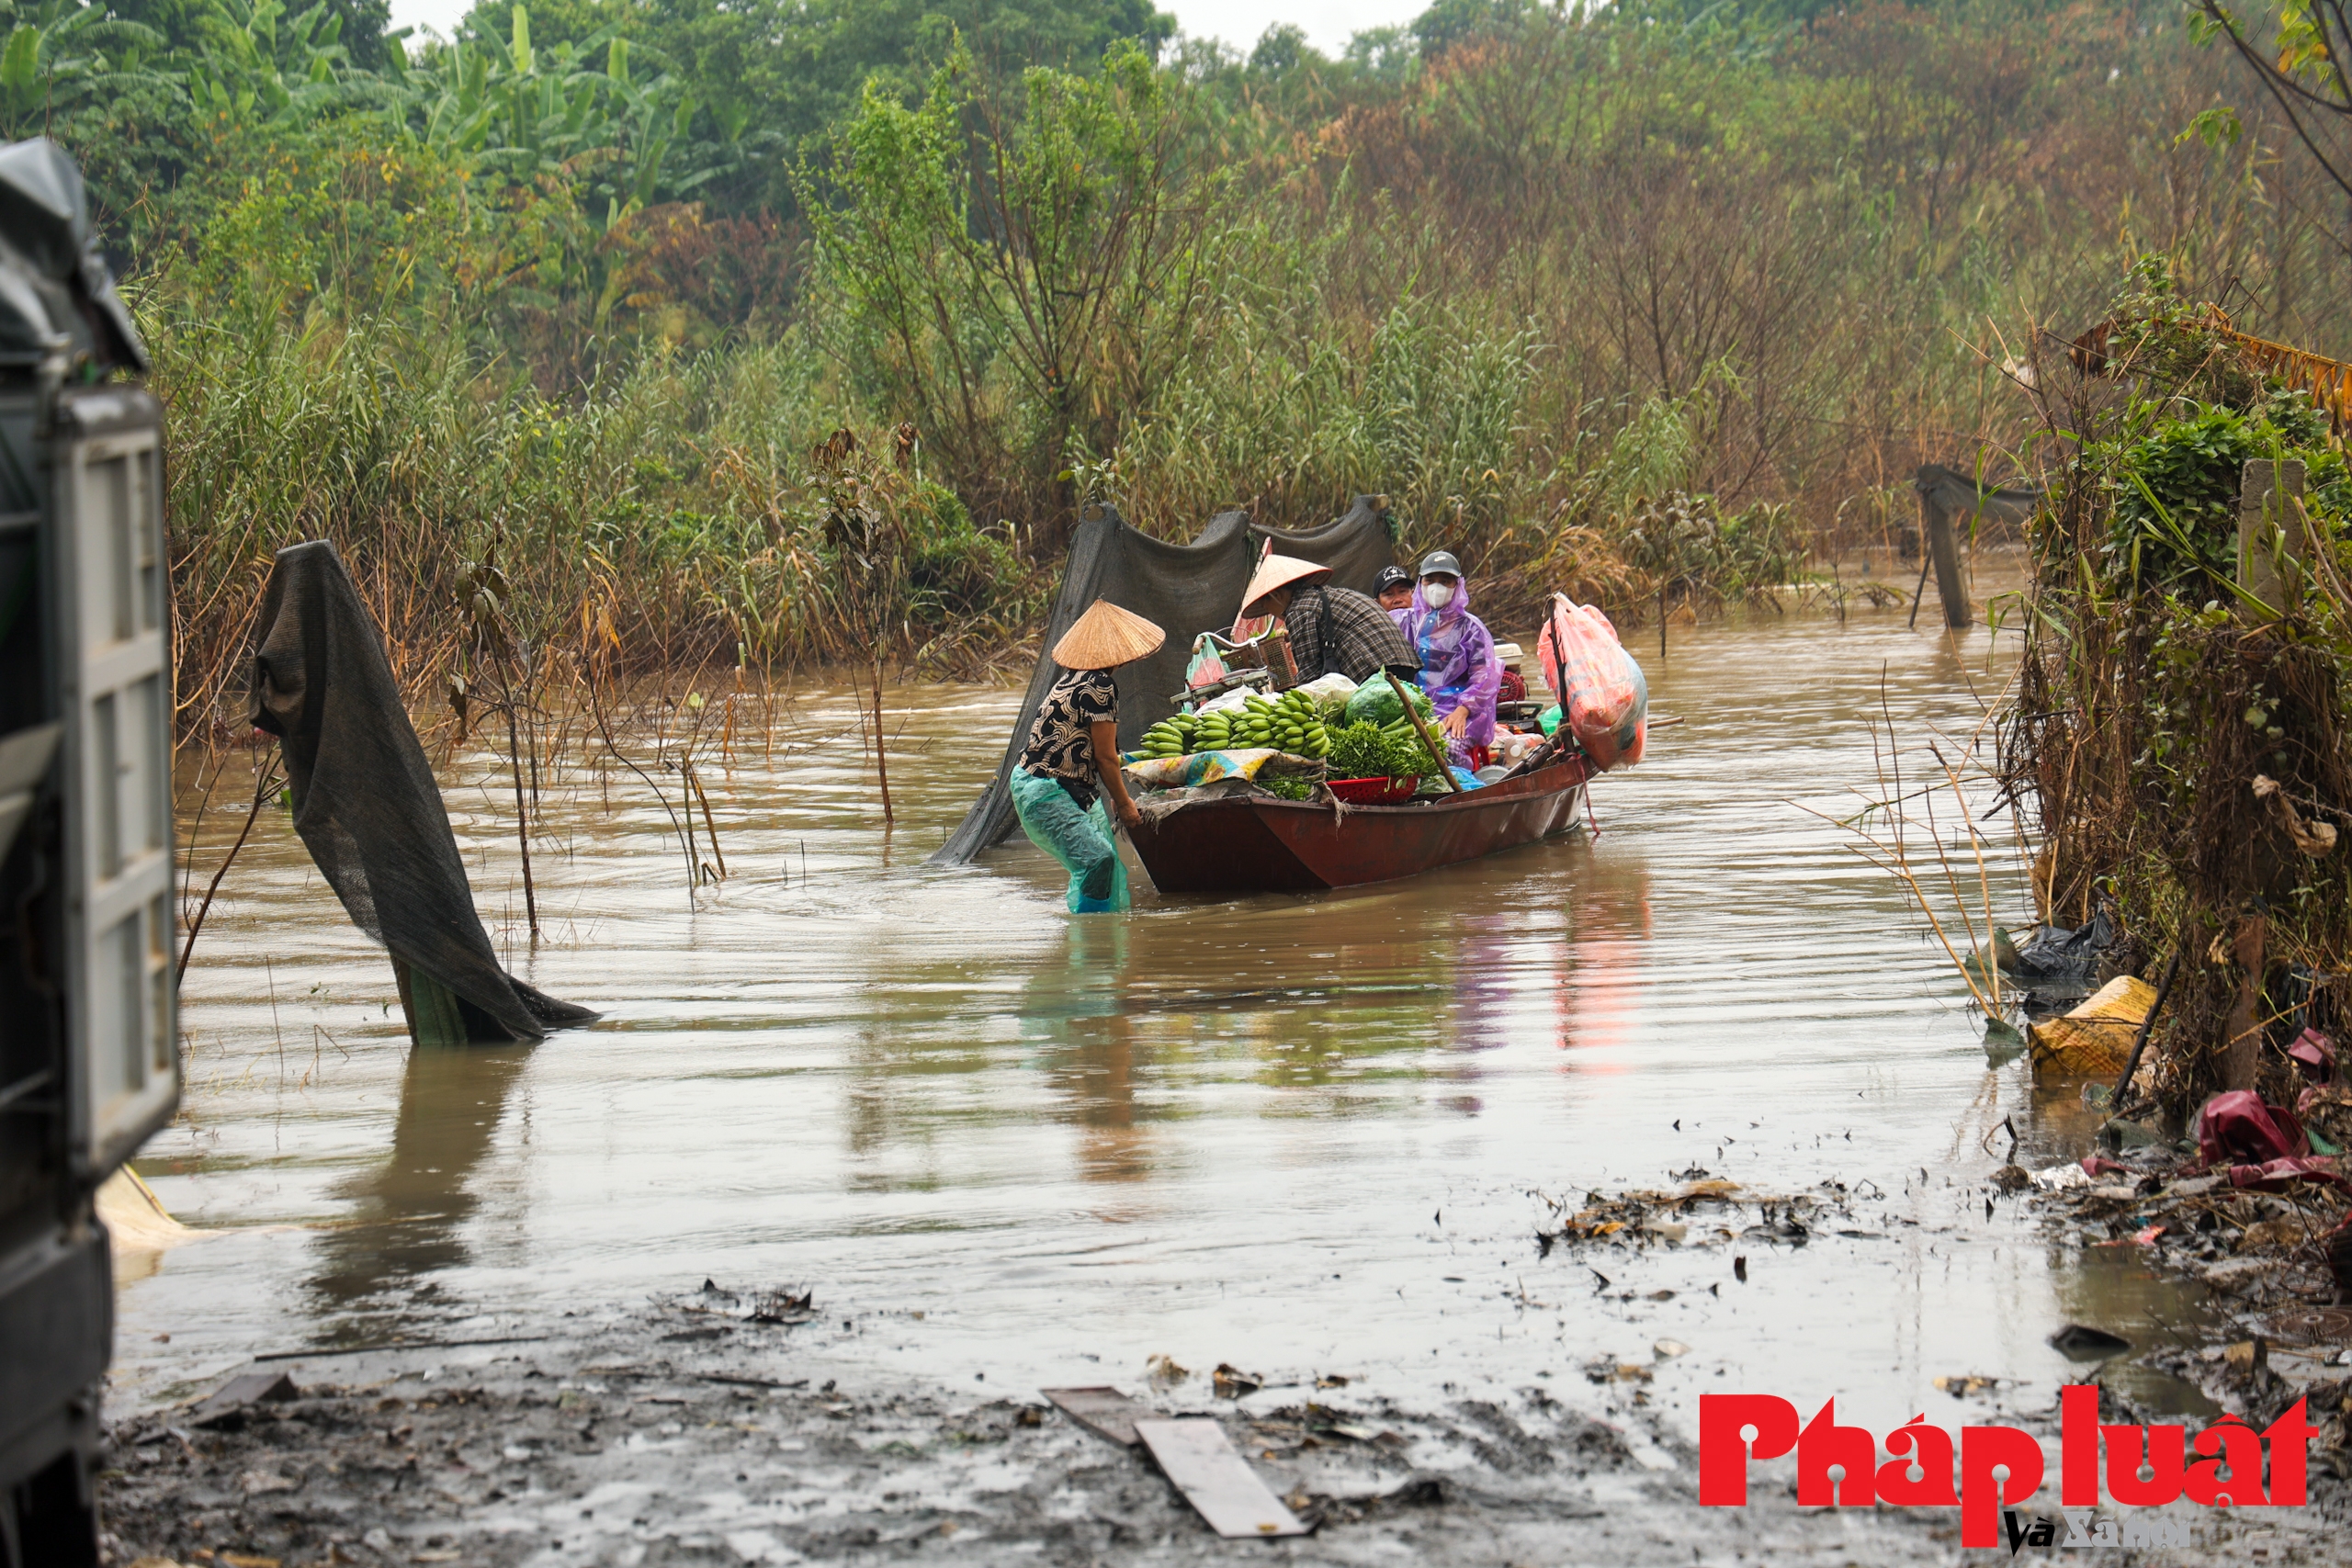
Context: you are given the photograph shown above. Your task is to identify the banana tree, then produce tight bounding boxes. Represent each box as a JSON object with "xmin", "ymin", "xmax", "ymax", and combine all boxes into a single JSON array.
[
  {"xmin": 401, "ymin": 6, "xmax": 698, "ymax": 224},
  {"xmin": 0, "ymin": 0, "xmax": 169, "ymax": 137},
  {"xmin": 183, "ymin": 0, "xmax": 373, "ymax": 128}
]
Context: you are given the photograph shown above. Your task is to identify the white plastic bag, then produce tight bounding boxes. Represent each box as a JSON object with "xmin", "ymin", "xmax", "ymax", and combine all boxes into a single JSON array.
[{"xmin": 1294, "ymin": 671, "xmax": 1360, "ymax": 705}]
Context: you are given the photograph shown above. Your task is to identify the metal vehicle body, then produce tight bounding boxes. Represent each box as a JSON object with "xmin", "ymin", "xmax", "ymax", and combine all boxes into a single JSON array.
[{"xmin": 0, "ymin": 139, "xmax": 176, "ymax": 1567}]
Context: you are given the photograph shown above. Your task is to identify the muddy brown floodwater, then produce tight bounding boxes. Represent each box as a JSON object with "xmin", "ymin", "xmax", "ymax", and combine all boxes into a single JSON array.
[{"xmin": 107, "ymin": 590, "xmax": 2338, "ymax": 1564}]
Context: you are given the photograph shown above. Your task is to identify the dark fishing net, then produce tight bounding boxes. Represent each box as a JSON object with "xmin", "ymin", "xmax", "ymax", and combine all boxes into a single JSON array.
[
  {"xmin": 930, "ymin": 498, "xmax": 1399, "ymax": 865},
  {"xmin": 1914, "ymin": 464, "xmax": 2038, "ymax": 532},
  {"xmin": 249, "ymin": 540, "xmax": 598, "ymax": 1041}
]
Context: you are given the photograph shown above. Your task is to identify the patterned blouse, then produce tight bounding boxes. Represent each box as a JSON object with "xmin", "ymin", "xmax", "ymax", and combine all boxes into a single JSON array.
[{"xmin": 1019, "ymin": 668, "xmax": 1120, "ymax": 807}]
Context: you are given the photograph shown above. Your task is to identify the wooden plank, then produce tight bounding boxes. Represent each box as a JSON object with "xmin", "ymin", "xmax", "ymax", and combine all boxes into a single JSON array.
[
  {"xmin": 188, "ymin": 1370, "xmax": 298, "ymax": 1427},
  {"xmin": 1134, "ymin": 1417, "xmax": 1309, "ymax": 1539},
  {"xmin": 1040, "ymin": 1385, "xmax": 1150, "ymax": 1448}
]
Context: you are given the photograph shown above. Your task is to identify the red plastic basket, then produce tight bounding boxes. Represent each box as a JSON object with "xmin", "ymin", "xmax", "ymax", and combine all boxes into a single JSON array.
[{"xmin": 1326, "ymin": 775, "xmax": 1419, "ymax": 805}]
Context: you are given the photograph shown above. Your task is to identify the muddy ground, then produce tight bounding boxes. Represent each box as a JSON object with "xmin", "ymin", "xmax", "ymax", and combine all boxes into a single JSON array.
[{"xmin": 100, "ymin": 1248, "xmax": 2352, "ymax": 1568}]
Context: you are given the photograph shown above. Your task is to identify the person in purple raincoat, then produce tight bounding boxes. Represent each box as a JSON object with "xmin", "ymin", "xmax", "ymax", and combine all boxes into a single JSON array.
[{"xmin": 1391, "ymin": 550, "xmax": 1501, "ymax": 769}]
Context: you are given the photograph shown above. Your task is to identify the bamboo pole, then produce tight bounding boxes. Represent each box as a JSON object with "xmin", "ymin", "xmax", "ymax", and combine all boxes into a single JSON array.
[{"xmin": 1386, "ymin": 671, "xmax": 1462, "ymax": 794}]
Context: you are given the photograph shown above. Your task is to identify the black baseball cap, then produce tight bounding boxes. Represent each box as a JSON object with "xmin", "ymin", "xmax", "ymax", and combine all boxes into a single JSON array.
[{"xmin": 1374, "ymin": 565, "xmax": 1412, "ymax": 593}]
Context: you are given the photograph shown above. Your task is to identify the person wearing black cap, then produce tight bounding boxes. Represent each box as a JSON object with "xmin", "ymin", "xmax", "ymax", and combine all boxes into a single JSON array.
[{"xmin": 1374, "ymin": 564, "xmax": 1414, "ymax": 614}]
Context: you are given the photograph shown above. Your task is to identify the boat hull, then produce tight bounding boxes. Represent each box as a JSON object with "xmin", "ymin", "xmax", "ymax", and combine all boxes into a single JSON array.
[{"xmin": 1127, "ymin": 759, "xmax": 1589, "ymax": 893}]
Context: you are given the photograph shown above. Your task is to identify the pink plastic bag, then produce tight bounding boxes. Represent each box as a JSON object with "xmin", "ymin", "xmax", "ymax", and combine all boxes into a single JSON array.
[{"xmin": 1538, "ymin": 594, "xmax": 1648, "ymax": 770}]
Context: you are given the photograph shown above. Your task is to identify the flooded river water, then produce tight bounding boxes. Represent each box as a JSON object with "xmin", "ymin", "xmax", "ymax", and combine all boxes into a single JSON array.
[{"xmin": 127, "ymin": 596, "xmax": 2218, "ymax": 1454}]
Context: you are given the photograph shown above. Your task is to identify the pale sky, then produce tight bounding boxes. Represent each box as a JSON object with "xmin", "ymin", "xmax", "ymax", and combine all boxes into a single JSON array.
[{"xmin": 385, "ymin": 0, "xmax": 1427, "ymax": 59}]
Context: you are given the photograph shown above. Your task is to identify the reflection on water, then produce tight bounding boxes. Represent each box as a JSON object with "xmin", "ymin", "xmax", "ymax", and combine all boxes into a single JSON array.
[
  {"xmin": 124, "ymin": 591, "xmax": 2222, "ymax": 1437},
  {"xmin": 307, "ymin": 1043, "xmax": 533, "ymax": 1322},
  {"xmin": 1560, "ymin": 852, "xmax": 1652, "ymax": 1064},
  {"xmin": 1028, "ymin": 920, "xmax": 1149, "ymax": 1186}
]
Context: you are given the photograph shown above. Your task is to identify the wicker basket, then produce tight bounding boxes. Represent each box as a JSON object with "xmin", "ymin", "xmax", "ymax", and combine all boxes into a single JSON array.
[{"xmin": 1326, "ymin": 775, "xmax": 1419, "ymax": 805}]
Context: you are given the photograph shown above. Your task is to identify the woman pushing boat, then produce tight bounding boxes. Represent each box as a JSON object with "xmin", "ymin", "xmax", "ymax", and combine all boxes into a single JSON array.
[{"xmin": 1010, "ymin": 598, "xmax": 1165, "ymax": 913}]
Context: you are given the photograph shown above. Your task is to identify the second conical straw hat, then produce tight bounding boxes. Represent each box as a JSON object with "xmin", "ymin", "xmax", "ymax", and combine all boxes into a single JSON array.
[
  {"xmin": 1051, "ymin": 598, "xmax": 1166, "ymax": 671},
  {"xmin": 1240, "ymin": 553, "xmax": 1332, "ymax": 615}
]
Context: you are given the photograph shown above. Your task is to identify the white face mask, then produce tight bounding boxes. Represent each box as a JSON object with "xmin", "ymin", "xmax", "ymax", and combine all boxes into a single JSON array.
[{"xmin": 1421, "ymin": 580, "xmax": 1455, "ymax": 609}]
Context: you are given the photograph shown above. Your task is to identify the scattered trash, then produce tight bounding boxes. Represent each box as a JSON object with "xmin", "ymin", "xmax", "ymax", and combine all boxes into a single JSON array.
[
  {"xmin": 1733, "ymin": 1256, "xmax": 1747, "ymax": 1282},
  {"xmin": 749, "ymin": 1289, "xmax": 816, "ymax": 1325},
  {"xmin": 2301, "ymin": 1084, "xmax": 2352, "ymax": 1151},
  {"xmin": 1653, "ymin": 1339, "xmax": 1690, "ymax": 1359},
  {"xmin": 2195, "ymin": 1089, "xmax": 2349, "ymax": 1193},
  {"xmin": 2029, "ymin": 1162, "xmax": 2092, "ymax": 1191},
  {"xmin": 1146, "ymin": 1354, "xmax": 1190, "ymax": 1389},
  {"xmin": 1042, "ymin": 1386, "xmax": 1150, "ymax": 1448},
  {"xmin": 2048, "ymin": 1324, "xmax": 2132, "ymax": 1359},
  {"xmin": 2289, "ymin": 1027, "xmax": 2337, "ymax": 1081},
  {"xmin": 1991, "ymin": 1164, "xmax": 2033, "ymax": 1193},
  {"xmin": 1984, "ymin": 1015, "xmax": 2027, "ymax": 1063},
  {"xmin": 2260, "ymin": 1307, "xmax": 2352, "ymax": 1344},
  {"xmin": 188, "ymin": 1371, "xmax": 299, "ymax": 1429},
  {"xmin": 2097, "ymin": 1117, "xmax": 2158, "ymax": 1151},
  {"xmin": 1931, "ymin": 1374, "xmax": 1997, "ymax": 1397},
  {"xmin": 1134, "ymin": 1418, "xmax": 1311, "ymax": 1539},
  {"xmin": 1212, "ymin": 1362, "xmax": 1262, "ymax": 1398},
  {"xmin": 2006, "ymin": 913, "xmax": 2117, "ymax": 987},
  {"xmin": 1530, "ymin": 1176, "xmax": 1867, "ymax": 1263},
  {"xmin": 1582, "ymin": 1357, "xmax": 1653, "ymax": 1384},
  {"xmin": 1313, "ymin": 1419, "xmax": 1399, "ymax": 1444},
  {"xmin": 2199, "ymin": 1089, "xmax": 2306, "ymax": 1165}
]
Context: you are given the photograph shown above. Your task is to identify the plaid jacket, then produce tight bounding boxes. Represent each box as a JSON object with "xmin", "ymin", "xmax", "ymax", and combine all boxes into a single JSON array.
[{"xmin": 1286, "ymin": 583, "xmax": 1416, "ymax": 683}]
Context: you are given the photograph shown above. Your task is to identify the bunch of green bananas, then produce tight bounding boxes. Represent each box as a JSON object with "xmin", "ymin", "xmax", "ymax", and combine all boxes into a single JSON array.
[
  {"xmin": 1137, "ymin": 713, "xmax": 1200, "ymax": 757},
  {"xmin": 1225, "ymin": 689, "xmax": 1329, "ymax": 757},
  {"xmin": 1139, "ymin": 689, "xmax": 1332, "ymax": 758}
]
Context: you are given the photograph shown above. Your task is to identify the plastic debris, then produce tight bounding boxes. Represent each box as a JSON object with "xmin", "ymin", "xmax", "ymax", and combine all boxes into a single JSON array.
[
  {"xmin": 2048, "ymin": 1324, "xmax": 2132, "ymax": 1359},
  {"xmin": 2029, "ymin": 1162, "xmax": 2093, "ymax": 1191}
]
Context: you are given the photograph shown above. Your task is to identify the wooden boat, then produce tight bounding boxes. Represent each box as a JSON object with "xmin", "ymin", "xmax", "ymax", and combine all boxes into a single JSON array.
[{"xmin": 1127, "ymin": 756, "xmax": 1590, "ymax": 893}]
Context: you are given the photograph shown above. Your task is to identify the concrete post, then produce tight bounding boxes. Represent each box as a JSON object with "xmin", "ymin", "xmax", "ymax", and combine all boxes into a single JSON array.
[
  {"xmin": 2237, "ymin": 458, "xmax": 2308, "ymax": 621},
  {"xmin": 1921, "ymin": 491, "xmax": 1973, "ymax": 629}
]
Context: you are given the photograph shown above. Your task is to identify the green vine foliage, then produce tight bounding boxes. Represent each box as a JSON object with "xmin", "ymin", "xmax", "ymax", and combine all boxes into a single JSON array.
[
  {"xmin": 2094, "ymin": 396, "xmax": 2346, "ymax": 592},
  {"xmin": 2015, "ymin": 254, "xmax": 2352, "ymax": 1117}
]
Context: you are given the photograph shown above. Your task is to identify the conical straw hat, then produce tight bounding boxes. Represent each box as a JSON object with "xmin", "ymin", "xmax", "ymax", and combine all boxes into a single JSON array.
[
  {"xmin": 1052, "ymin": 599, "xmax": 1166, "ymax": 670},
  {"xmin": 1240, "ymin": 553, "xmax": 1332, "ymax": 615}
]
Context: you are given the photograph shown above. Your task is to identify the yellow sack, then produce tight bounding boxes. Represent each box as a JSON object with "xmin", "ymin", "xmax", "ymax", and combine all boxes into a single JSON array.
[{"xmin": 2028, "ymin": 975, "xmax": 2157, "ymax": 1077}]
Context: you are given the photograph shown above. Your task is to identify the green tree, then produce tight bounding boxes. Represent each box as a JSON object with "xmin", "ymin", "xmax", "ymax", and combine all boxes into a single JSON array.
[
  {"xmin": 798, "ymin": 39, "xmax": 1218, "ymax": 538},
  {"xmin": 456, "ymin": 0, "xmax": 1175, "ymax": 213}
]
